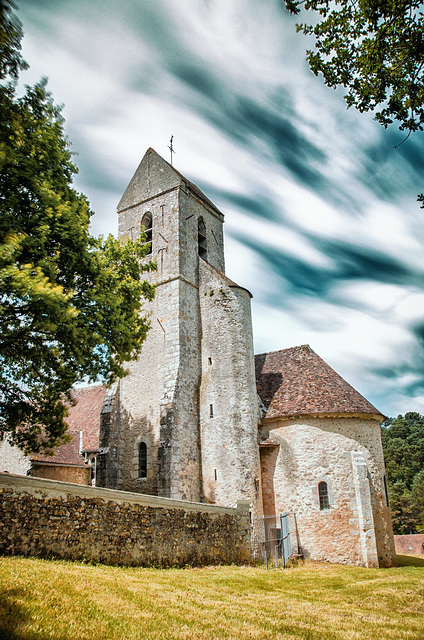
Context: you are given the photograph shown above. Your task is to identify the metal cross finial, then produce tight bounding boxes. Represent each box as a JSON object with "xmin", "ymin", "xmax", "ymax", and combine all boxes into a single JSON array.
[{"xmin": 168, "ymin": 135, "xmax": 176, "ymax": 165}]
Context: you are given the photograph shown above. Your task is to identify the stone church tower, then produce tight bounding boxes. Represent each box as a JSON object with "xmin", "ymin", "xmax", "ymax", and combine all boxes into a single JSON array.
[{"xmin": 97, "ymin": 148, "xmax": 262, "ymax": 513}]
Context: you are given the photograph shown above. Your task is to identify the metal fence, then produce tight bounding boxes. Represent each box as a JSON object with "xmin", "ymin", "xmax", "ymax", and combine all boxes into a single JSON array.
[{"xmin": 251, "ymin": 513, "xmax": 301, "ymax": 569}]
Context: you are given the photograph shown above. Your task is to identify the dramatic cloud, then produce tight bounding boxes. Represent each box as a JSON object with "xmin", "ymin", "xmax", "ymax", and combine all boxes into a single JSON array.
[{"xmin": 17, "ymin": 0, "xmax": 424, "ymax": 416}]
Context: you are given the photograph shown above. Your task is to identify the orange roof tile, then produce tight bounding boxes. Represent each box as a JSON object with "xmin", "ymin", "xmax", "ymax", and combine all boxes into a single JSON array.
[
  {"xmin": 31, "ymin": 431, "xmax": 87, "ymax": 467},
  {"xmin": 30, "ymin": 385, "xmax": 106, "ymax": 466}
]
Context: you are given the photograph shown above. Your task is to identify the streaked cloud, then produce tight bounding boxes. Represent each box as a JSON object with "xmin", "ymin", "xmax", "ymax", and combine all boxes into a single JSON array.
[{"xmin": 16, "ymin": 0, "xmax": 424, "ymax": 416}]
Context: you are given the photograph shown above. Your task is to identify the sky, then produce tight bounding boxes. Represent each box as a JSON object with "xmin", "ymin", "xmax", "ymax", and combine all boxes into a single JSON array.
[{"xmin": 15, "ymin": 0, "xmax": 424, "ymax": 418}]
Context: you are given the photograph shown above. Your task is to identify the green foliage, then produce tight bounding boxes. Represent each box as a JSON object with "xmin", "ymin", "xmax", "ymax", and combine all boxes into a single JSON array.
[
  {"xmin": 381, "ymin": 412, "xmax": 424, "ymax": 534},
  {"xmin": 0, "ymin": 1, "xmax": 156, "ymax": 452},
  {"xmin": 284, "ymin": 0, "xmax": 424, "ymax": 134},
  {"xmin": 411, "ymin": 469, "xmax": 424, "ymax": 529},
  {"xmin": 0, "ymin": 0, "xmax": 27, "ymax": 81},
  {"xmin": 387, "ymin": 480, "xmax": 418, "ymax": 535}
]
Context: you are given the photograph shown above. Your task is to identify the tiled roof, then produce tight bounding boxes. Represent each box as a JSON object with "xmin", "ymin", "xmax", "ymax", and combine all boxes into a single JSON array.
[
  {"xmin": 30, "ymin": 385, "xmax": 106, "ymax": 466},
  {"xmin": 65, "ymin": 385, "xmax": 106, "ymax": 451},
  {"xmin": 31, "ymin": 431, "xmax": 87, "ymax": 467},
  {"xmin": 255, "ymin": 345, "xmax": 382, "ymax": 420}
]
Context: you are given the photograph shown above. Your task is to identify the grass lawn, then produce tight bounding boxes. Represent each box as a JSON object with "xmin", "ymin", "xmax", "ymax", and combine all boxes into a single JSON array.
[{"xmin": 0, "ymin": 555, "xmax": 423, "ymax": 640}]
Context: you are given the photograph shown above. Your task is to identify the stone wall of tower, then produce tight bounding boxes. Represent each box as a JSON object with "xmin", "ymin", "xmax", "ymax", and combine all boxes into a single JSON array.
[
  {"xmin": 97, "ymin": 186, "xmax": 183, "ymax": 496},
  {"xmin": 199, "ymin": 260, "xmax": 263, "ymax": 516},
  {"xmin": 98, "ymin": 149, "xmax": 232, "ymax": 503},
  {"xmin": 161, "ymin": 184, "xmax": 226, "ymax": 501}
]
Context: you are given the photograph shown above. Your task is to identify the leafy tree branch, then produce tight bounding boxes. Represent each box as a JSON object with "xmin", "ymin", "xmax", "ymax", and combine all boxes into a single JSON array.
[
  {"xmin": 0, "ymin": 1, "xmax": 156, "ymax": 453},
  {"xmin": 284, "ymin": 0, "xmax": 424, "ymax": 206}
]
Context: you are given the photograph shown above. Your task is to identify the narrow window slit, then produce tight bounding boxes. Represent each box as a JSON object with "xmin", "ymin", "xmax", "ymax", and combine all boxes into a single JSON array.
[
  {"xmin": 138, "ymin": 442, "xmax": 147, "ymax": 478},
  {"xmin": 318, "ymin": 481, "xmax": 329, "ymax": 510},
  {"xmin": 383, "ymin": 475, "xmax": 390, "ymax": 507}
]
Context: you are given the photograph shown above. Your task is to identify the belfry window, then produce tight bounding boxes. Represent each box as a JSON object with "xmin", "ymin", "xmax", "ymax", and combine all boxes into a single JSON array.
[
  {"xmin": 198, "ymin": 217, "xmax": 207, "ymax": 260},
  {"xmin": 318, "ymin": 481, "xmax": 329, "ymax": 510},
  {"xmin": 141, "ymin": 212, "xmax": 153, "ymax": 254},
  {"xmin": 138, "ymin": 442, "xmax": 147, "ymax": 478}
]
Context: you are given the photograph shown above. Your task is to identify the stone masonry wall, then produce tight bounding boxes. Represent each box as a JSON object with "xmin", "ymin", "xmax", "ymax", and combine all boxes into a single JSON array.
[
  {"xmin": 199, "ymin": 260, "xmax": 262, "ymax": 516},
  {"xmin": 109, "ymin": 187, "xmax": 180, "ymax": 497},
  {"xmin": 0, "ymin": 474, "xmax": 251, "ymax": 567},
  {"xmin": 0, "ymin": 437, "xmax": 31, "ymax": 475},
  {"xmin": 394, "ymin": 534, "xmax": 424, "ymax": 557},
  {"xmin": 298, "ymin": 416, "xmax": 395, "ymax": 566},
  {"xmin": 261, "ymin": 420, "xmax": 395, "ymax": 567},
  {"xmin": 30, "ymin": 464, "xmax": 91, "ymax": 486}
]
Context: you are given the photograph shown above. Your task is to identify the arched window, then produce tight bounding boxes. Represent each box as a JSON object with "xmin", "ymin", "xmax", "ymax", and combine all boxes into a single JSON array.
[
  {"xmin": 141, "ymin": 212, "xmax": 153, "ymax": 255},
  {"xmin": 318, "ymin": 481, "xmax": 329, "ymax": 510},
  {"xmin": 198, "ymin": 217, "xmax": 207, "ymax": 260},
  {"xmin": 138, "ymin": 442, "xmax": 147, "ymax": 478}
]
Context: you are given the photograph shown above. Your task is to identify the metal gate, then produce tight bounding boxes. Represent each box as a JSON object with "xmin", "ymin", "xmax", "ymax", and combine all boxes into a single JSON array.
[{"xmin": 251, "ymin": 513, "xmax": 298, "ymax": 569}]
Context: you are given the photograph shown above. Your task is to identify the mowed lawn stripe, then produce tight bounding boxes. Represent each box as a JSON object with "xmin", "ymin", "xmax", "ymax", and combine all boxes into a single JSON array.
[{"xmin": 0, "ymin": 557, "xmax": 423, "ymax": 640}]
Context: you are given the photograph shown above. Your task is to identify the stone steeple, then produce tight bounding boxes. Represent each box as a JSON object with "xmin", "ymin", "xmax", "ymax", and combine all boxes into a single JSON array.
[{"xmin": 98, "ymin": 148, "xmax": 261, "ymax": 512}]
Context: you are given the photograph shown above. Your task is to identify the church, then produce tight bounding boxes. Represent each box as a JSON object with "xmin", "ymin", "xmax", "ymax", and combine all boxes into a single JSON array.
[
  {"xmin": 0, "ymin": 147, "xmax": 396, "ymax": 567},
  {"xmin": 96, "ymin": 148, "xmax": 395, "ymax": 567}
]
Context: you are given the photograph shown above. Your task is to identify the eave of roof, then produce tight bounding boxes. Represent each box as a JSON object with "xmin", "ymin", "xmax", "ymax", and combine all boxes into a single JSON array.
[{"xmin": 31, "ymin": 460, "xmax": 88, "ymax": 469}]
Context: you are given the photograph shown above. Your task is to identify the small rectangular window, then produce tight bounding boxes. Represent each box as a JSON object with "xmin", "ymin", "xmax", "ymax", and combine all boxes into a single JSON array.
[
  {"xmin": 209, "ymin": 404, "xmax": 214, "ymax": 418},
  {"xmin": 208, "ymin": 357, "xmax": 212, "ymax": 366},
  {"xmin": 214, "ymin": 469, "xmax": 217, "ymax": 481}
]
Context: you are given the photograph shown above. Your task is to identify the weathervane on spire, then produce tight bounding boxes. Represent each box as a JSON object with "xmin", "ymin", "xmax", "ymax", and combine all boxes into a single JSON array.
[{"xmin": 168, "ymin": 135, "xmax": 176, "ymax": 165}]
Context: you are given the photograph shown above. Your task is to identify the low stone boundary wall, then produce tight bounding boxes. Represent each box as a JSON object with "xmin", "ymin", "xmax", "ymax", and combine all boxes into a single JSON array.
[
  {"xmin": 0, "ymin": 473, "xmax": 251, "ymax": 567},
  {"xmin": 394, "ymin": 534, "xmax": 424, "ymax": 557}
]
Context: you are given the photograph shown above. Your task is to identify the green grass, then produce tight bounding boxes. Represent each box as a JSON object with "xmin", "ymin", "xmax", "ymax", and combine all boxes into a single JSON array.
[{"xmin": 0, "ymin": 556, "xmax": 423, "ymax": 640}]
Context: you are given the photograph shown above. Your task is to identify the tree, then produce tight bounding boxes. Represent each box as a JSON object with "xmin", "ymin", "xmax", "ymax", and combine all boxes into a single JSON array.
[
  {"xmin": 0, "ymin": 1, "xmax": 155, "ymax": 453},
  {"xmin": 0, "ymin": 0, "xmax": 26, "ymax": 81},
  {"xmin": 284, "ymin": 0, "xmax": 424, "ymax": 134},
  {"xmin": 381, "ymin": 412, "xmax": 424, "ymax": 488},
  {"xmin": 284, "ymin": 1, "xmax": 424, "ymax": 204},
  {"xmin": 381, "ymin": 412, "xmax": 424, "ymax": 533},
  {"xmin": 388, "ymin": 480, "xmax": 418, "ymax": 535},
  {"xmin": 411, "ymin": 469, "xmax": 424, "ymax": 530}
]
